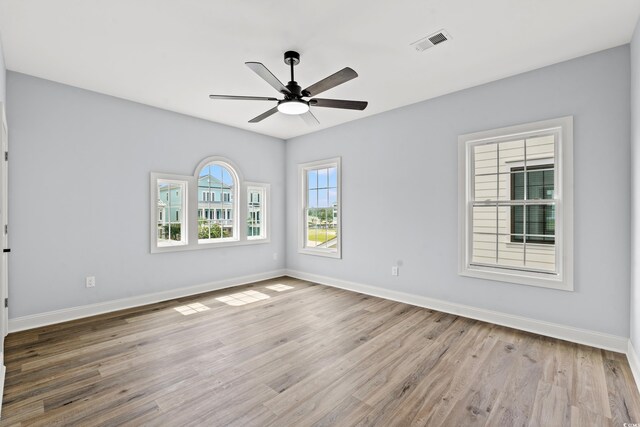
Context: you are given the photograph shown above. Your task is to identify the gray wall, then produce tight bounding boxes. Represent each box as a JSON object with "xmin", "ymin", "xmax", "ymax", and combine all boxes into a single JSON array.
[
  {"xmin": 631, "ymin": 19, "xmax": 640, "ymax": 348},
  {"xmin": 6, "ymin": 72, "xmax": 286, "ymax": 318},
  {"xmin": 0, "ymin": 35, "xmax": 5, "ymax": 104},
  {"xmin": 286, "ymin": 46, "xmax": 631, "ymax": 337}
]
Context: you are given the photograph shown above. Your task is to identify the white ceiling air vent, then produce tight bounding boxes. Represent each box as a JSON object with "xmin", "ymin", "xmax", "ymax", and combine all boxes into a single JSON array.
[{"xmin": 410, "ymin": 30, "xmax": 451, "ymax": 52}]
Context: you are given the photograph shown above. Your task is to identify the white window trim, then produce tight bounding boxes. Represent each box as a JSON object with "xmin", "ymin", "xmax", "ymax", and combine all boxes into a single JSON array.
[
  {"xmin": 246, "ymin": 182, "xmax": 270, "ymax": 242},
  {"xmin": 298, "ymin": 157, "xmax": 342, "ymax": 259},
  {"xmin": 458, "ymin": 116, "xmax": 573, "ymax": 291},
  {"xmin": 150, "ymin": 156, "xmax": 270, "ymax": 253}
]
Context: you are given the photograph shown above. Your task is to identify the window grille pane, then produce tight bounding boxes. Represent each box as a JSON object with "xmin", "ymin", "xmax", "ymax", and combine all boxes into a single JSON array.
[
  {"xmin": 318, "ymin": 168, "xmax": 328, "ymax": 188},
  {"xmin": 473, "ymin": 144, "xmax": 498, "ymax": 176},
  {"xmin": 326, "ymin": 208, "xmax": 338, "ymax": 249},
  {"xmin": 474, "ymin": 174, "xmax": 499, "ymax": 201},
  {"xmin": 511, "ymin": 205, "xmax": 524, "ymax": 241},
  {"xmin": 328, "ymin": 188, "xmax": 337, "ymax": 206},
  {"xmin": 307, "ymin": 170, "xmax": 317, "ymax": 190},
  {"xmin": 308, "ymin": 189, "xmax": 318, "ymax": 208},
  {"xmin": 306, "ymin": 211, "xmax": 320, "ymax": 248},
  {"xmin": 472, "ymin": 233, "xmax": 497, "ymax": 265},
  {"xmin": 526, "ymin": 204, "xmax": 555, "ymax": 244},
  {"xmin": 498, "ymin": 234, "xmax": 525, "ymax": 268},
  {"xmin": 525, "ymin": 244, "xmax": 556, "ymax": 272},
  {"xmin": 498, "ymin": 139, "xmax": 525, "ymax": 173},
  {"xmin": 328, "ymin": 167, "xmax": 337, "ymax": 187},
  {"xmin": 472, "ymin": 205, "xmax": 498, "ymax": 234},
  {"xmin": 318, "ymin": 189, "xmax": 329, "ymax": 208},
  {"xmin": 525, "ymin": 135, "xmax": 555, "ymax": 164}
]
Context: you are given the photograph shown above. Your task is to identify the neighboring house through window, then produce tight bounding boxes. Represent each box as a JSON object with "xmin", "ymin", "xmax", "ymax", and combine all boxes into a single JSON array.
[{"xmin": 197, "ymin": 162, "xmax": 237, "ymax": 242}]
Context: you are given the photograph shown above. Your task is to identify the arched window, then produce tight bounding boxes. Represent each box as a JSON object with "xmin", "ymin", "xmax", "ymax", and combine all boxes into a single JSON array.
[{"xmin": 196, "ymin": 159, "xmax": 240, "ymax": 243}]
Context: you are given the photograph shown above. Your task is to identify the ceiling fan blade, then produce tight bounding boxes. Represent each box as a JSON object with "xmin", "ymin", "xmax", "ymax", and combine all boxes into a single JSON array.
[
  {"xmin": 246, "ymin": 62, "xmax": 290, "ymax": 94},
  {"xmin": 300, "ymin": 110, "xmax": 320, "ymax": 126},
  {"xmin": 303, "ymin": 67, "xmax": 358, "ymax": 97},
  {"xmin": 209, "ymin": 95, "xmax": 278, "ymax": 101},
  {"xmin": 309, "ymin": 98, "xmax": 368, "ymax": 110},
  {"xmin": 248, "ymin": 106, "xmax": 279, "ymax": 123}
]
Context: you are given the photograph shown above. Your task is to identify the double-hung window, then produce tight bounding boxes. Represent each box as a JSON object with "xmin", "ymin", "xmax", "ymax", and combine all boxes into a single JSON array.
[
  {"xmin": 458, "ymin": 117, "xmax": 573, "ymax": 290},
  {"xmin": 299, "ymin": 158, "xmax": 341, "ymax": 258}
]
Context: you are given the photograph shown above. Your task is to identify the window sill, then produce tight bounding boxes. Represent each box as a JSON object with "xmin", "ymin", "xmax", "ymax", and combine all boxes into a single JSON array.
[
  {"xmin": 151, "ymin": 237, "xmax": 270, "ymax": 254},
  {"xmin": 298, "ymin": 247, "xmax": 341, "ymax": 259},
  {"xmin": 459, "ymin": 265, "xmax": 572, "ymax": 291}
]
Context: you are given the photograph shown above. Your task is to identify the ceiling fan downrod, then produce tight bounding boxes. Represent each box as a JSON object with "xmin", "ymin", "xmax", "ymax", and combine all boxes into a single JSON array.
[{"xmin": 284, "ymin": 51, "xmax": 303, "ymax": 98}]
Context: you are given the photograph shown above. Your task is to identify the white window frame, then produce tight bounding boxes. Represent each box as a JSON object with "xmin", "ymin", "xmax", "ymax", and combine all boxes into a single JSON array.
[
  {"xmin": 150, "ymin": 173, "xmax": 193, "ymax": 253},
  {"xmin": 298, "ymin": 157, "xmax": 341, "ymax": 259},
  {"xmin": 458, "ymin": 116, "xmax": 573, "ymax": 291},
  {"xmin": 246, "ymin": 182, "xmax": 270, "ymax": 242},
  {"xmin": 150, "ymin": 156, "xmax": 270, "ymax": 253}
]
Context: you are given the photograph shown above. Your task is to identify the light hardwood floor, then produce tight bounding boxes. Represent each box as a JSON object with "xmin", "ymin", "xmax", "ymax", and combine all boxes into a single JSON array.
[{"xmin": 1, "ymin": 276, "xmax": 639, "ymax": 426}]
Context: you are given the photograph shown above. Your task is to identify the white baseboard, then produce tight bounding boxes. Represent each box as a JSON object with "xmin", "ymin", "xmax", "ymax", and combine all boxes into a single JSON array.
[
  {"xmin": 628, "ymin": 340, "xmax": 640, "ymax": 394},
  {"xmin": 9, "ymin": 269, "xmax": 286, "ymax": 333},
  {"xmin": 7, "ymin": 267, "xmax": 631, "ymax": 355},
  {"xmin": 286, "ymin": 269, "xmax": 628, "ymax": 353},
  {"xmin": 0, "ymin": 356, "xmax": 4, "ymax": 418}
]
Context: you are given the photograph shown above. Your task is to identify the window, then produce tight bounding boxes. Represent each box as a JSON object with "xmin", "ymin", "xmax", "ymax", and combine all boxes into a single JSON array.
[
  {"xmin": 152, "ymin": 176, "xmax": 188, "ymax": 248},
  {"xmin": 458, "ymin": 117, "xmax": 573, "ymax": 290},
  {"xmin": 197, "ymin": 162, "xmax": 238, "ymax": 243},
  {"xmin": 151, "ymin": 157, "xmax": 270, "ymax": 252},
  {"xmin": 299, "ymin": 158, "xmax": 341, "ymax": 258},
  {"xmin": 247, "ymin": 184, "xmax": 269, "ymax": 240}
]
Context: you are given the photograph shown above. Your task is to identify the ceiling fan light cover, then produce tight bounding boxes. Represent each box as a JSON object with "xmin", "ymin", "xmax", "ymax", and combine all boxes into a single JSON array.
[{"xmin": 277, "ymin": 100, "xmax": 309, "ymax": 115}]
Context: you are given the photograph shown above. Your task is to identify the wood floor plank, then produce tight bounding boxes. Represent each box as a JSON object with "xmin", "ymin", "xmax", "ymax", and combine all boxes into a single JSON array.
[
  {"xmin": 484, "ymin": 334, "xmax": 546, "ymax": 425},
  {"xmin": 528, "ymin": 381, "xmax": 570, "ymax": 427},
  {"xmin": 569, "ymin": 405, "xmax": 613, "ymax": 427},
  {"xmin": 572, "ymin": 346, "xmax": 613, "ymax": 418},
  {"xmin": 387, "ymin": 320, "xmax": 498, "ymax": 426},
  {"xmin": 1, "ymin": 276, "xmax": 638, "ymax": 426},
  {"xmin": 603, "ymin": 356, "xmax": 640, "ymax": 424},
  {"xmin": 270, "ymin": 314, "xmax": 463, "ymax": 426},
  {"xmin": 437, "ymin": 339, "xmax": 525, "ymax": 426}
]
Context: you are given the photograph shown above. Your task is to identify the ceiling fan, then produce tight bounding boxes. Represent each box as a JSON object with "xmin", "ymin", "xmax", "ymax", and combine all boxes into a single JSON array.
[{"xmin": 209, "ymin": 51, "xmax": 368, "ymax": 125}]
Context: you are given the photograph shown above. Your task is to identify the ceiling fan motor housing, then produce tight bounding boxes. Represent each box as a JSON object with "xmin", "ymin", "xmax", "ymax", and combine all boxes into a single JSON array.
[{"xmin": 284, "ymin": 51, "xmax": 300, "ymax": 66}]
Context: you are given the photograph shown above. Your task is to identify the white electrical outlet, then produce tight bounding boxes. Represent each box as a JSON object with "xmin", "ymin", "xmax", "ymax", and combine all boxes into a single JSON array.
[
  {"xmin": 273, "ymin": 252, "xmax": 278, "ymax": 261},
  {"xmin": 391, "ymin": 266, "xmax": 399, "ymax": 276},
  {"xmin": 86, "ymin": 276, "xmax": 96, "ymax": 288}
]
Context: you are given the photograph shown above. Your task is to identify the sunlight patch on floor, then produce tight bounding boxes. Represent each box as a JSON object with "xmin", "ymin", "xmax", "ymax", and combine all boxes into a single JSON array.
[
  {"xmin": 174, "ymin": 302, "xmax": 210, "ymax": 316},
  {"xmin": 216, "ymin": 290, "xmax": 270, "ymax": 306},
  {"xmin": 265, "ymin": 284, "xmax": 294, "ymax": 292}
]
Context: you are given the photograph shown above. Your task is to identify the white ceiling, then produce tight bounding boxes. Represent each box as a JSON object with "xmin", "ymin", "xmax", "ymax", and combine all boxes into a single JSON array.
[{"xmin": 0, "ymin": 0, "xmax": 638, "ymax": 140}]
